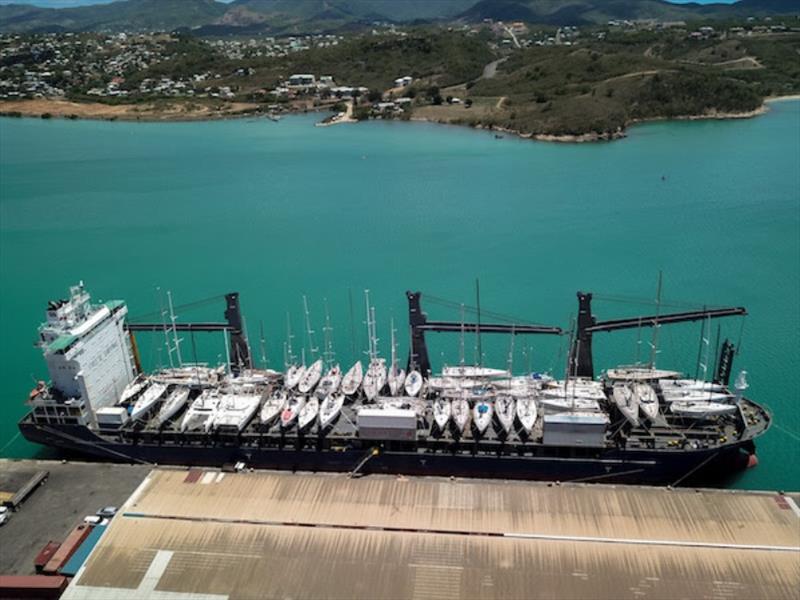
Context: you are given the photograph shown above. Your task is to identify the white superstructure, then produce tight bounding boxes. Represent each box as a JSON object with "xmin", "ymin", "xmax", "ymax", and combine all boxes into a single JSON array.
[{"xmin": 30, "ymin": 282, "xmax": 136, "ymax": 427}]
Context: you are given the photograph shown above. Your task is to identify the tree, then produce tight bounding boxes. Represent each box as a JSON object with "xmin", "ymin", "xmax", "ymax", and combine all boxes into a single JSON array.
[
  {"xmin": 432, "ymin": 94, "xmax": 443, "ymax": 106},
  {"xmin": 368, "ymin": 89, "xmax": 383, "ymax": 103}
]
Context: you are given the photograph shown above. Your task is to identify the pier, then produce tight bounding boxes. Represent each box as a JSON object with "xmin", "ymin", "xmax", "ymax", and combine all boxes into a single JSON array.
[{"xmin": 2, "ymin": 460, "xmax": 796, "ymax": 599}]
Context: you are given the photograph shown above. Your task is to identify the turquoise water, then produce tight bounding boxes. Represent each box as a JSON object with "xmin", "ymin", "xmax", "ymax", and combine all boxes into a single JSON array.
[{"xmin": 1, "ymin": 102, "xmax": 798, "ymax": 489}]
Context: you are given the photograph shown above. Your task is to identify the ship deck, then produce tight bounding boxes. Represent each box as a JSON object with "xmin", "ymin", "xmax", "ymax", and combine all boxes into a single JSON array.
[{"xmin": 62, "ymin": 467, "xmax": 800, "ymax": 599}]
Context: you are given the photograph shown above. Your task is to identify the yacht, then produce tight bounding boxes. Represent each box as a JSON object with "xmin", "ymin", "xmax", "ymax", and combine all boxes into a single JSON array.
[
  {"xmin": 213, "ymin": 393, "xmax": 260, "ymax": 432},
  {"xmin": 298, "ymin": 359, "xmax": 323, "ymax": 394},
  {"xmin": 154, "ymin": 386, "xmax": 190, "ymax": 427},
  {"xmin": 341, "ymin": 361, "xmax": 363, "ymax": 396},
  {"xmin": 131, "ymin": 382, "xmax": 167, "ymax": 421},
  {"xmin": 260, "ymin": 390, "xmax": 287, "ymax": 425},
  {"xmin": 319, "ymin": 393, "xmax": 345, "ymax": 429},
  {"xmin": 180, "ymin": 390, "xmax": 220, "ymax": 432}
]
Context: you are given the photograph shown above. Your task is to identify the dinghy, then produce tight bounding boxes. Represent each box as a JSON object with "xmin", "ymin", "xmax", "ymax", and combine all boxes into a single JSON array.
[
  {"xmin": 260, "ymin": 390, "xmax": 287, "ymax": 425},
  {"xmin": 433, "ymin": 398, "xmax": 451, "ymax": 431},
  {"xmin": 613, "ymin": 384, "xmax": 640, "ymax": 427},
  {"xmin": 404, "ymin": 370, "xmax": 423, "ymax": 397},
  {"xmin": 316, "ymin": 364, "xmax": 342, "ymax": 399},
  {"xmin": 515, "ymin": 397, "xmax": 537, "ymax": 434},
  {"xmin": 281, "ymin": 395, "xmax": 306, "ymax": 429},
  {"xmin": 472, "ymin": 400, "xmax": 493, "ymax": 435},
  {"xmin": 319, "ymin": 393, "xmax": 345, "ymax": 429},
  {"xmin": 131, "ymin": 382, "xmax": 168, "ymax": 421},
  {"xmin": 634, "ymin": 383, "xmax": 659, "ymax": 422},
  {"xmin": 298, "ymin": 359, "xmax": 323, "ymax": 394},
  {"xmin": 494, "ymin": 395, "xmax": 515, "ymax": 434},
  {"xmin": 155, "ymin": 386, "xmax": 190, "ymax": 427},
  {"xmin": 341, "ymin": 361, "xmax": 364, "ymax": 396},
  {"xmin": 298, "ymin": 396, "xmax": 319, "ymax": 430}
]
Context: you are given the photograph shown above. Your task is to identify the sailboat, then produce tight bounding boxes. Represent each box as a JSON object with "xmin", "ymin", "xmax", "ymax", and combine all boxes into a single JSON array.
[
  {"xmin": 260, "ymin": 389, "xmax": 287, "ymax": 425},
  {"xmin": 298, "ymin": 396, "xmax": 319, "ymax": 430},
  {"xmin": 633, "ymin": 383, "xmax": 659, "ymax": 421},
  {"xmin": 659, "ymin": 379, "xmax": 725, "ymax": 393},
  {"xmin": 362, "ymin": 293, "xmax": 386, "ymax": 401},
  {"xmin": 515, "ymin": 397, "xmax": 537, "ymax": 434},
  {"xmin": 316, "ymin": 302, "xmax": 341, "ymax": 399},
  {"xmin": 284, "ymin": 315, "xmax": 304, "ymax": 390},
  {"xmin": 281, "ymin": 395, "xmax": 306, "ymax": 429},
  {"xmin": 613, "ymin": 383, "xmax": 640, "ymax": 427},
  {"xmin": 387, "ymin": 319, "xmax": 406, "ymax": 396},
  {"xmin": 180, "ymin": 390, "xmax": 220, "ymax": 432},
  {"xmin": 298, "ymin": 358, "xmax": 323, "ymax": 394},
  {"xmin": 404, "ymin": 370, "xmax": 423, "ymax": 397},
  {"xmin": 119, "ymin": 375, "xmax": 147, "ymax": 405},
  {"xmin": 451, "ymin": 396, "xmax": 470, "ymax": 433},
  {"xmin": 670, "ymin": 400, "xmax": 737, "ymax": 418},
  {"xmin": 494, "ymin": 395, "xmax": 515, "ymax": 434},
  {"xmin": 341, "ymin": 361, "xmax": 364, "ymax": 396},
  {"xmin": 472, "ymin": 399, "xmax": 493, "ymax": 435},
  {"xmin": 131, "ymin": 382, "xmax": 168, "ymax": 421},
  {"xmin": 154, "ymin": 386, "xmax": 190, "ymax": 427},
  {"xmin": 212, "ymin": 393, "xmax": 260, "ymax": 432},
  {"xmin": 433, "ymin": 397, "xmax": 451, "ymax": 431},
  {"xmin": 319, "ymin": 393, "xmax": 345, "ymax": 429}
]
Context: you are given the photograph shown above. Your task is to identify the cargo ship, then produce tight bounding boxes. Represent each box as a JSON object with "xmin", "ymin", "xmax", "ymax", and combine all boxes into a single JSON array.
[{"xmin": 18, "ymin": 282, "xmax": 771, "ymax": 486}]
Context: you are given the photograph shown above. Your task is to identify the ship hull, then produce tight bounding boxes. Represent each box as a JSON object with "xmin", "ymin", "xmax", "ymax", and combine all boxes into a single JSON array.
[{"xmin": 19, "ymin": 418, "xmax": 755, "ymax": 486}]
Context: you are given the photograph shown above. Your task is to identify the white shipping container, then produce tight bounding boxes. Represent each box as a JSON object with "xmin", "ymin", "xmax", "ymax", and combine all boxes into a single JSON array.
[
  {"xmin": 96, "ymin": 406, "xmax": 129, "ymax": 427},
  {"xmin": 357, "ymin": 408, "xmax": 416, "ymax": 440}
]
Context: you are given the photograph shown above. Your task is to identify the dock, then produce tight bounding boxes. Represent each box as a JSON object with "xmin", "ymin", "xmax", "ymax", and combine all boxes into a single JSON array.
[{"xmin": 37, "ymin": 464, "xmax": 798, "ymax": 599}]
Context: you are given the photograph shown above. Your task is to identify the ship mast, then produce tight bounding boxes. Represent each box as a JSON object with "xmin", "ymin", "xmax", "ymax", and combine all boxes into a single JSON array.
[
  {"xmin": 323, "ymin": 298, "xmax": 335, "ymax": 369},
  {"xmin": 303, "ymin": 295, "xmax": 318, "ymax": 361}
]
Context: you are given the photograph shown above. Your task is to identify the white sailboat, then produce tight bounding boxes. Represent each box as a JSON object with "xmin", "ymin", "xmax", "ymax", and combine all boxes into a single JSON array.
[
  {"xmin": 316, "ymin": 364, "xmax": 341, "ymax": 399},
  {"xmin": 361, "ymin": 293, "xmax": 386, "ymax": 401},
  {"xmin": 606, "ymin": 367, "xmax": 681, "ymax": 381},
  {"xmin": 494, "ymin": 395, "xmax": 515, "ymax": 434},
  {"xmin": 432, "ymin": 398, "xmax": 451, "ymax": 431},
  {"xmin": 442, "ymin": 366, "xmax": 510, "ymax": 379},
  {"xmin": 281, "ymin": 395, "xmax": 306, "ymax": 429},
  {"xmin": 451, "ymin": 397, "xmax": 470, "ymax": 433},
  {"xmin": 515, "ymin": 397, "xmax": 537, "ymax": 434},
  {"xmin": 319, "ymin": 393, "xmax": 345, "ymax": 429},
  {"xmin": 612, "ymin": 384, "xmax": 640, "ymax": 427},
  {"xmin": 298, "ymin": 396, "xmax": 319, "ymax": 430},
  {"xmin": 404, "ymin": 370, "xmax": 423, "ymax": 397},
  {"xmin": 260, "ymin": 390, "xmax": 287, "ymax": 425},
  {"xmin": 131, "ymin": 382, "xmax": 168, "ymax": 421},
  {"xmin": 472, "ymin": 399, "xmax": 493, "ymax": 435},
  {"xmin": 284, "ymin": 314, "xmax": 304, "ymax": 390},
  {"xmin": 387, "ymin": 319, "xmax": 406, "ymax": 396},
  {"xmin": 212, "ymin": 393, "xmax": 260, "ymax": 432},
  {"xmin": 119, "ymin": 375, "xmax": 147, "ymax": 405},
  {"xmin": 298, "ymin": 358, "xmax": 323, "ymax": 394},
  {"xmin": 180, "ymin": 390, "xmax": 220, "ymax": 432},
  {"xmin": 661, "ymin": 390, "xmax": 732, "ymax": 403},
  {"xmin": 154, "ymin": 386, "xmax": 190, "ymax": 427},
  {"xmin": 670, "ymin": 401, "xmax": 737, "ymax": 418},
  {"xmin": 633, "ymin": 383, "xmax": 659, "ymax": 422},
  {"xmin": 341, "ymin": 361, "xmax": 364, "ymax": 396},
  {"xmin": 285, "ymin": 364, "xmax": 305, "ymax": 390},
  {"xmin": 659, "ymin": 379, "xmax": 725, "ymax": 393}
]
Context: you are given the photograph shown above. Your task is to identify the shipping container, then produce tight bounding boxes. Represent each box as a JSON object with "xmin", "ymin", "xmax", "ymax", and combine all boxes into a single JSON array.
[
  {"xmin": 95, "ymin": 406, "xmax": 129, "ymax": 428},
  {"xmin": 542, "ymin": 412, "xmax": 609, "ymax": 447},
  {"xmin": 33, "ymin": 541, "xmax": 60, "ymax": 573},
  {"xmin": 43, "ymin": 523, "xmax": 92, "ymax": 574},
  {"xmin": 0, "ymin": 575, "xmax": 67, "ymax": 599},
  {"xmin": 357, "ymin": 408, "xmax": 416, "ymax": 441},
  {"xmin": 59, "ymin": 524, "xmax": 106, "ymax": 577}
]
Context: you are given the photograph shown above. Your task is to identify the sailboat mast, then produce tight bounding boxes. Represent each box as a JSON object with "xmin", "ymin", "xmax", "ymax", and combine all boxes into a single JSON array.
[
  {"xmin": 259, "ymin": 320, "xmax": 268, "ymax": 369},
  {"xmin": 364, "ymin": 289, "xmax": 374, "ymax": 360},
  {"xmin": 459, "ymin": 304, "xmax": 466, "ymax": 366},
  {"xmin": 323, "ymin": 298, "xmax": 335, "ymax": 369},
  {"xmin": 390, "ymin": 317, "xmax": 397, "ymax": 370},
  {"xmin": 286, "ymin": 312, "xmax": 296, "ymax": 367},
  {"xmin": 649, "ymin": 272, "xmax": 663, "ymax": 368},
  {"xmin": 166, "ymin": 291, "xmax": 183, "ymax": 367},
  {"xmin": 302, "ymin": 295, "xmax": 318, "ymax": 360},
  {"xmin": 475, "ymin": 279, "xmax": 482, "ymax": 367}
]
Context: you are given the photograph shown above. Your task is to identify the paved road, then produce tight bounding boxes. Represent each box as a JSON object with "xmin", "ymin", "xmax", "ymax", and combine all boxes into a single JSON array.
[{"xmin": 481, "ymin": 57, "xmax": 508, "ymax": 80}]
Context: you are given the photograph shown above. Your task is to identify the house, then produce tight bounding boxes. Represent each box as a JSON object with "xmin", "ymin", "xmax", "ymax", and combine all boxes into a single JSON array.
[{"xmin": 288, "ymin": 74, "xmax": 315, "ymax": 87}]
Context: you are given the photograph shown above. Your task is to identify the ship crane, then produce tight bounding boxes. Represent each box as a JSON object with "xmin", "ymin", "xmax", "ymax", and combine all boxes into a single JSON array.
[
  {"xmin": 570, "ymin": 292, "xmax": 746, "ymax": 382},
  {"xmin": 125, "ymin": 293, "xmax": 251, "ymax": 374},
  {"xmin": 405, "ymin": 291, "xmax": 563, "ymax": 375}
]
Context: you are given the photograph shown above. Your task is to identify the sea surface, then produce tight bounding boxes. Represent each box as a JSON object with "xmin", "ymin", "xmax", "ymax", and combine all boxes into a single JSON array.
[{"xmin": 1, "ymin": 101, "xmax": 798, "ymax": 490}]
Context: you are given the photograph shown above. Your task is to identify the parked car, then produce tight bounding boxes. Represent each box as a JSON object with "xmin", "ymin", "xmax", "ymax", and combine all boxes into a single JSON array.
[
  {"xmin": 96, "ymin": 506, "xmax": 117, "ymax": 518},
  {"xmin": 0, "ymin": 506, "xmax": 10, "ymax": 526},
  {"xmin": 83, "ymin": 515, "xmax": 102, "ymax": 525}
]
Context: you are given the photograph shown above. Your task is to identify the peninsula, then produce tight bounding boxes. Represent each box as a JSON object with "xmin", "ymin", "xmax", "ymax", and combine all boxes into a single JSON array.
[{"xmin": 1, "ymin": 14, "xmax": 798, "ymax": 141}]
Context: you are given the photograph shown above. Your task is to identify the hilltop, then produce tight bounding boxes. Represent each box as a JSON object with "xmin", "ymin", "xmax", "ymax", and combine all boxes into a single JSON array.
[{"xmin": 0, "ymin": 0, "xmax": 798, "ymax": 34}]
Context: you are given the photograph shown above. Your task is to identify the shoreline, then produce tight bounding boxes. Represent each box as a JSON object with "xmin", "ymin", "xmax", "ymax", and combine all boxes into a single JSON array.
[{"xmin": 1, "ymin": 94, "xmax": 797, "ymax": 142}]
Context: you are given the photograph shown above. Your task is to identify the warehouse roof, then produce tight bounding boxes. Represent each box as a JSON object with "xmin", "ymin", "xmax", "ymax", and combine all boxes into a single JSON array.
[{"xmin": 62, "ymin": 469, "xmax": 800, "ymax": 600}]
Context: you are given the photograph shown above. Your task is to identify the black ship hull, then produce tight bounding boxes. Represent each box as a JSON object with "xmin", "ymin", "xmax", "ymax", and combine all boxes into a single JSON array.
[{"xmin": 18, "ymin": 418, "xmax": 756, "ymax": 487}]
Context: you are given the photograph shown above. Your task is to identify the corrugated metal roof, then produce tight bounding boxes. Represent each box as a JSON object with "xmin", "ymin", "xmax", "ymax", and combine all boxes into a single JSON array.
[{"xmin": 63, "ymin": 470, "xmax": 800, "ymax": 600}]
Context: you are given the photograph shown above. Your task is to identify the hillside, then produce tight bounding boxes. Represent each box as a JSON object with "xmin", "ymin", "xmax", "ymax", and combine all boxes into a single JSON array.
[{"xmin": 1, "ymin": 0, "xmax": 798, "ymax": 33}]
